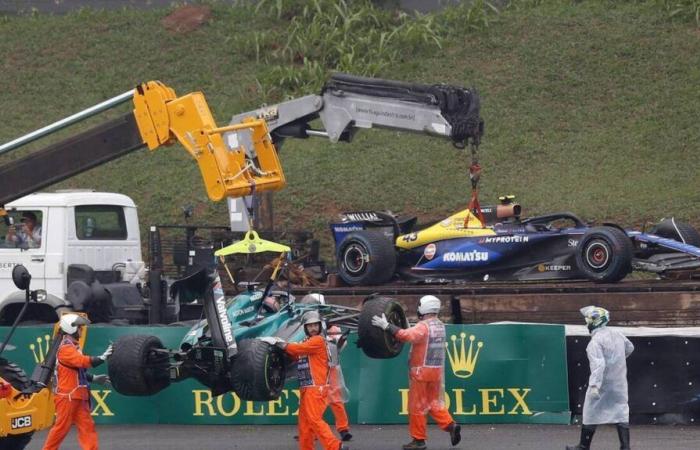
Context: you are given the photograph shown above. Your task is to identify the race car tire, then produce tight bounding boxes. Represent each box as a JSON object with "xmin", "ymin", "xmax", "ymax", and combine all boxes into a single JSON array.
[
  {"xmin": 230, "ymin": 338, "xmax": 286, "ymax": 401},
  {"xmin": 651, "ymin": 219, "xmax": 700, "ymax": 247},
  {"xmin": 358, "ymin": 296, "xmax": 408, "ymax": 359},
  {"xmin": 109, "ymin": 334, "xmax": 170, "ymax": 396},
  {"xmin": 337, "ymin": 231, "xmax": 396, "ymax": 286},
  {"xmin": 575, "ymin": 226, "xmax": 633, "ymax": 283},
  {"xmin": 0, "ymin": 359, "xmax": 34, "ymax": 450}
]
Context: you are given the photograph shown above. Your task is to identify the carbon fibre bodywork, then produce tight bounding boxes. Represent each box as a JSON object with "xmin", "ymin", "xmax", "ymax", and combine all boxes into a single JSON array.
[{"xmin": 330, "ymin": 205, "xmax": 700, "ymax": 285}]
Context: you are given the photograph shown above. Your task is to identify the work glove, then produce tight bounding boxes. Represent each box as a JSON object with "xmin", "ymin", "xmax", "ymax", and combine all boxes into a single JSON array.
[
  {"xmin": 92, "ymin": 374, "xmax": 111, "ymax": 386},
  {"xmin": 589, "ymin": 386, "xmax": 600, "ymax": 398},
  {"xmin": 259, "ymin": 336, "xmax": 284, "ymax": 346},
  {"xmin": 372, "ymin": 314, "xmax": 390, "ymax": 330},
  {"xmin": 99, "ymin": 344, "xmax": 113, "ymax": 361}
]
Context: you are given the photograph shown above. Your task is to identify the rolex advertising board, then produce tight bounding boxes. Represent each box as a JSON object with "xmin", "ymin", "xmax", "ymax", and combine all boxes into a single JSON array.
[{"xmin": 0, "ymin": 324, "xmax": 569, "ymax": 425}]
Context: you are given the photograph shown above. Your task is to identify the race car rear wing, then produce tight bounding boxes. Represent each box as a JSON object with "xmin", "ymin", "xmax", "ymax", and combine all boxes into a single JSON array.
[{"xmin": 229, "ymin": 73, "xmax": 483, "ymax": 151}]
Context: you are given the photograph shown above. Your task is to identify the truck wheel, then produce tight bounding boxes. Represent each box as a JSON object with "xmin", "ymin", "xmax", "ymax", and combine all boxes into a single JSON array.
[
  {"xmin": 230, "ymin": 339, "xmax": 286, "ymax": 401},
  {"xmin": 652, "ymin": 218, "xmax": 700, "ymax": 247},
  {"xmin": 575, "ymin": 226, "xmax": 633, "ymax": 283},
  {"xmin": 108, "ymin": 334, "xmax": 170, "ymax": 396},
  {"xmin": 0, "ymin": 359, "xmax": 34, "ymax": 449},
  {"xmin": 337, "ymin": 231, "xmax": 396, "ymax": 286},
  {"xmin": 357, "ymin": 296, "xmax": 408, "ymax": 359}
]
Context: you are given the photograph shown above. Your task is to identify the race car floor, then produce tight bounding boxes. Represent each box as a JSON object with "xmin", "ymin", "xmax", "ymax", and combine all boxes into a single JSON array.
[{"xmin": 24, "ymin": 424, "xmax": 700, "ymax": 449}]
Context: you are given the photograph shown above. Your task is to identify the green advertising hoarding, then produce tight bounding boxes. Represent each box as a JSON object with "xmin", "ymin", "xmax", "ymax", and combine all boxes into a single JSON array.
[{"xmin": 0, "ymin": 323, "xmax": 569, "ymax": 425}]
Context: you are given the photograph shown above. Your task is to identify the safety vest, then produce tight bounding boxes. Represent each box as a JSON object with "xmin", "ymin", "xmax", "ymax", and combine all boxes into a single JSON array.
[
  {"xmin": 295, "ymin": 336, "xmax": 331, "ymax": 388},
  {"xmin": 406, "ymin": 318, "xmax": 446, "ymax": 382},
  {"xmin": 424, "ymin": 319, "xmax": 446, "ymax": 368}
]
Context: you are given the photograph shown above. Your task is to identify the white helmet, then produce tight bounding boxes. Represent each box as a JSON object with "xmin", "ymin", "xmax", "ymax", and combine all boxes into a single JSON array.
[
  {"xmin": 418, "ymin": 295, "xmax": 441, "ymax": 316},
  {"xmin": 301, "ymin": 293, "xmax": 325, "ymax": 305},
  {"xmin": 59, "ymin": 313, "xmax": 90, "ymax": 334},
  {"xmin": 580, "ymin": 305, "xmax": 609, "ymax": 331}
]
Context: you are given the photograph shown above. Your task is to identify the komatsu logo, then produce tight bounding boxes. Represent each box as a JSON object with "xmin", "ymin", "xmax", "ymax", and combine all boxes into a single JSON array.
[
  {"xmin": 444, "ymin": 251, "xmax": 489, "ymax": 262},
  {"xmin": 481, "ymin": 236, "xmax": 529, "ymax": 244},
  {"xmin": 342, "ymin": 212, "xmax": 381, "ymax": 222}
]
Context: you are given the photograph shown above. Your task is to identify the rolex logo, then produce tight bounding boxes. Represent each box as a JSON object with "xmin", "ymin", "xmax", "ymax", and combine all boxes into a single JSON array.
[
  {"xmin": 29, "ymin": 334, "xmax": 52, "ymax": 363},
  {"xmin": 445, "ymin": 333, "xmax": 483, "ymax": 379}
]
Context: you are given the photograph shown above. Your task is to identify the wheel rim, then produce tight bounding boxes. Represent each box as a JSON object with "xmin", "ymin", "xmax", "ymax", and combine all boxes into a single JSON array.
[
  {"xmin": 343, "ymin": 243, "xmax": 369, "ymax": 275},
  {"xmin": 384, "ymin": 307, "xmax": 405, "ymax": 353},
  {"xmin": 585, "ymin": 240, "xmax": 611, "ymax": 270},
  {"xmin": 266, "ymin": 351, "xmax": 284, "ymax": 394}
]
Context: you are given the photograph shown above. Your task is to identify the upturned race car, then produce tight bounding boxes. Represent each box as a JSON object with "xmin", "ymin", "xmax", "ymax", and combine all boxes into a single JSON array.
[
  {"xmin": 108, "ymin": 231, "xmax": 407, "ymax": 400},
  {"xmin": 330, "ymin": 196, "xmax": 700, "ymax": 286}
]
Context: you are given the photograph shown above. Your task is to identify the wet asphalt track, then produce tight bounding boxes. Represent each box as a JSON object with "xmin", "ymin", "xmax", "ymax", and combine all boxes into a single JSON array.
[{"xmin": 22, "ymin": 424, "xmax": 700, "ymax": 450}]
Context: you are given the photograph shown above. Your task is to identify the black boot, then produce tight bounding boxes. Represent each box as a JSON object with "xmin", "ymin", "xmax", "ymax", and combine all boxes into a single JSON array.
[
  {"xmin": 340, "ymin": 430, "xmax": 353, "ymax": 441},
  {"xmin": 403, "ymin": 439, "xmax": 427, "ymax": 450},
  {"xmin": 616, "ymin": 423, "xmax": 631, "ymax": 450},
  {"xmin": 446, "ymin": 422, "xmax": 461, "ymax": 446},
  {"xmin": 565, "ymin": 425, "xmax": 596, "ymax": 450}
]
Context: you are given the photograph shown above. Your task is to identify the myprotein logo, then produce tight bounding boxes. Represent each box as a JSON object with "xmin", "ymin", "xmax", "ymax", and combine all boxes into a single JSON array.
[
  {"xmin": 11, "ymin": 415, "xmax": 32, "ymax": 429},
  {"xmin": 480, "ymin": 236, "xmax": 529, "ymax": 244},
  {"xmin": 446, "ymin": 333, "xmax": 483, "ymax": 379}
]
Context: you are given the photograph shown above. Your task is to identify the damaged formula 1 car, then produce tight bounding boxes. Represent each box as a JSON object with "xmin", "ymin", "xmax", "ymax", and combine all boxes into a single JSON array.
[
  {"xmin": 108, "ymin": 232, "xmax": 407, "ymax": 400},
  {"xmin": 331, "ymin": 196, "xmax": 700, "ymax": 285}
]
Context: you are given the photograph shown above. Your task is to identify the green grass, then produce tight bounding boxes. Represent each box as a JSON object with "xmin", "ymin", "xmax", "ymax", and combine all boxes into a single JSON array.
[{"xmin": 1, "ymin": 0, "xmax": 700, "ymax": 261}]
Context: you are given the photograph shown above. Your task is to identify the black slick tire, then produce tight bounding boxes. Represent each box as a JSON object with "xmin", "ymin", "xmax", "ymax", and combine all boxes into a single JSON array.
[
  {"xmin": 575, "ymin": 226, "xmax": 633, "ymax": 283},
  {"xmin": 336, "ymin": 231, "xmax": 396, "ymax": 286},
  {"xmin": 230, "ymin": 339, "xmax": 286, "ymax": 401},
  {"xmin": 108, "ymin": 334, "xmax": 170, "ymax": 396},
  {"xmin": 358, "ymin": 296, "xmax": 408, "ymax": 358}
]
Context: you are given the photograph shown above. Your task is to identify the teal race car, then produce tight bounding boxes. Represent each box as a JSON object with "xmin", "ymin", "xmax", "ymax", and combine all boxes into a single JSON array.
[{"xmin": 108, "ymin": 231, "xmax": 408, "ymax": 401}]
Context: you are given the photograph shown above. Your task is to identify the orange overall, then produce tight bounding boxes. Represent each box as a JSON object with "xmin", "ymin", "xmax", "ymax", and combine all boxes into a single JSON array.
[
  {"xmin": 395, "ymin": 318, "xmax": 454, "ymax": 441},
  {"xmin": 43, "ymin": 336, "xmax": 98, "ymax": 450},
  {"xmin": 285, "ymin": 335, "xmax": 342, "ymax": 450}
]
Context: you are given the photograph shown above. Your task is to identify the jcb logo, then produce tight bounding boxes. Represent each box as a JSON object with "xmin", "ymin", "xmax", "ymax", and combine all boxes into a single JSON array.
[{"xmin": 11, "ymin": 415, "xmax": 32, "ymax": 429}]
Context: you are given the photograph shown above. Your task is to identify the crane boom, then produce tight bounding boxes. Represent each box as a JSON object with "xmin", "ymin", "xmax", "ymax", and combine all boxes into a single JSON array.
[{"xmin": 0, "ymin": 81, "xmax": 285, "ymax": 209}]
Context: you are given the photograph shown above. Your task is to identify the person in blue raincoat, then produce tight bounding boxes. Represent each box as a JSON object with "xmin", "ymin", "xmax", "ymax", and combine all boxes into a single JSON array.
[{"xmin": 567, "ymin": 306, "xmax": 634, "ymax": 450}]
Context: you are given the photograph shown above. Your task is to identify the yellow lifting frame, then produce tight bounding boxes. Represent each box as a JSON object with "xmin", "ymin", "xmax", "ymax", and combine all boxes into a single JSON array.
[{"xmin": 132, "ymin": 81, "xmax": 286, "ymax": 201}]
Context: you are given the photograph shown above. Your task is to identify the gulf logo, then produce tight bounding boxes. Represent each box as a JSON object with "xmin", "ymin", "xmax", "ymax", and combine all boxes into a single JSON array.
[{"xmin": 424, "ymin": 243, "xmax": 437, "ymax": 260}]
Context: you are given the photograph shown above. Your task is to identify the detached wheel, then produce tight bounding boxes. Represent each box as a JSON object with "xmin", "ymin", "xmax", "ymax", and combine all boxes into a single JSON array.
[
  {"xmin": 337, "ymin": 231, "xmax": 396, "ymax": 286},
  {"xmin": 230, "ymin": 339, "xmax": 286, "ymax": 401},
  {"xmin": 652, "ymin": 218, "xmax": 700, "ymax": 247},
  {"xmin": 108, "ymin": 334, "xmax": 170, "ymax": 396},
  {"xmin": 358, "ymin": 296, "xmax": 408, "ymax": 359},
  {"xmin": 575, "ymin": 226, "xmax": 633, "ymax": 283},
  {"xmin": 0, "ymin": 359, "xmax": 34, "ymax": 450}
]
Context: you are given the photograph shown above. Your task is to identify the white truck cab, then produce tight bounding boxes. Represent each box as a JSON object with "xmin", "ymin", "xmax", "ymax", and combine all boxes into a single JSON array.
[{"xmin": 0, "ymin": 190, "xmax": 145, "ymax": 323}]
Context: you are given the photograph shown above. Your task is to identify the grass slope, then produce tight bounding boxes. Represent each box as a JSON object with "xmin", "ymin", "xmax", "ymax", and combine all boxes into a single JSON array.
[{"xmin": 1, "ymin": 1, "xmax": 699, "ymax": 260}]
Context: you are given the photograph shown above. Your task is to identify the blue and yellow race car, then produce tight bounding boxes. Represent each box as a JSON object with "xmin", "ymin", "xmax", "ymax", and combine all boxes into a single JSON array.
[{"xmin": 331, "ymin": 197, "xmax": 700, "ymax": 285}]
